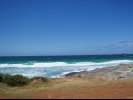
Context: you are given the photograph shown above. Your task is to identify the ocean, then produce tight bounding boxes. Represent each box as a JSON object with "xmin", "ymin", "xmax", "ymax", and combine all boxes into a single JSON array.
[{"xmin": 0, "ymin": 54, "xmax": 133, "ymax": 78}]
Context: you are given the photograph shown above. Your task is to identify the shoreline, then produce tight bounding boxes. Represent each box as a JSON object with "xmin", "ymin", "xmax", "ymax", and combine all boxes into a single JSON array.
[{"xmin": 1, "ymin": 63, "xmax": 133, "ymax": 80}]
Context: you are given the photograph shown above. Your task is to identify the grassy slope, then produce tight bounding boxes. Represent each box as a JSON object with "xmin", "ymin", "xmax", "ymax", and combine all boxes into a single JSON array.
[{"xmin": 0, "ymin": 77, "xmax": 133, "ymax": 99}]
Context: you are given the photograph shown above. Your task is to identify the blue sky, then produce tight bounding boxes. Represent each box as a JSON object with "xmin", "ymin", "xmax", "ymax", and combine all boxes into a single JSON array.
[{"xmin": 0, "ymin": 0, "xmax": 133, "ymax": 56}]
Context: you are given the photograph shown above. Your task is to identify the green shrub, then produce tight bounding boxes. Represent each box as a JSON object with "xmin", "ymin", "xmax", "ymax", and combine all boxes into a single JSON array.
[
  {"xmin": 7, "ymin": 74, "xmax": 30, "ymax": 87},
  {"xmin": 2, "ymin": 74, "xmax": 13, "ymax": 85},
  {"xmin": 1, "ymin": 74, "xmax": 30, "ymax": 87},
  {"xmin": 0, "ymin": 73, "xmax": 4, "ymax": 82},
  {"xmin": 31, "ymin": 77, "xmax": 48, "ymax": 82},
  {"xmin": 0, "ymin": 73, "xmax": 48, "ymax": 87}
]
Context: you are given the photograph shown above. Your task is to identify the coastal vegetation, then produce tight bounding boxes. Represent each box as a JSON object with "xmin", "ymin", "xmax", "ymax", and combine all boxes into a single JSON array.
[
  {"xmin": 0, "ymin": 73, "xmax": 48, "ymax": 87},
  {"xmin": 31, "ymin": 77, "xmax": 48, "ymax": 82}
]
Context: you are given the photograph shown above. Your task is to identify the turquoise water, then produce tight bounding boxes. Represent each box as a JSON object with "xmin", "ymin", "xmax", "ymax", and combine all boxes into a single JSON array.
[{"xmin": 0, "ymin": 54, "xmax": 133, "ymax": 78}]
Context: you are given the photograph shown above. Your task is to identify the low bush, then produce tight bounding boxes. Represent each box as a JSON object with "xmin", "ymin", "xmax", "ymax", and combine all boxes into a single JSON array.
[
  {"xmin": 0, "ymin": 73, "xmax": 4, "ymax": 82},
  {"xmin": 0, "ymin": 73, "xmax": 30, "ymax": 87},
  {"xmin": 31, "ymin": 76, "xmax": 48, "ymax": 82},
  {"xmin": 0, "ymin": 73, "xmax": 48, "ymax": 87},
  {"xmin": 7, "ymin": 74, "xmax": 30, "ymax": 87},
  {"xmin": 2, "ymin": 74, "xmax": 13, "ymax": 85}
]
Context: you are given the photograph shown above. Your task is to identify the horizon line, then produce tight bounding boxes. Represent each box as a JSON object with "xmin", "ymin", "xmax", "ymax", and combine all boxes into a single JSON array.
[{"xmin": 0, "ymin": 53, "xmax": 132, "ymax": 57}]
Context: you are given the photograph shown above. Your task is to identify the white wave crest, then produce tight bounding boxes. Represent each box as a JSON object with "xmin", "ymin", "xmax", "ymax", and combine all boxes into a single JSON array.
[{"xmin": 0, "ymin": 60, "xmax": 133, "ymax": 68}]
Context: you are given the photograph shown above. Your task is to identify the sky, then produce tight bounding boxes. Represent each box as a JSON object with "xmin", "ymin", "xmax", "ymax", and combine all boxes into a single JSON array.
[{"xmin": 0, "ymin": 0, "xmax": 133, "ymax": 56}]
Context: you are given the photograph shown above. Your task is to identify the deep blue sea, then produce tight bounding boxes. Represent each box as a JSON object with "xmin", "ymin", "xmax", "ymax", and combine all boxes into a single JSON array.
[{"xmin": 0, "ymin": 54, "xmax": 133, "ymax": 78}]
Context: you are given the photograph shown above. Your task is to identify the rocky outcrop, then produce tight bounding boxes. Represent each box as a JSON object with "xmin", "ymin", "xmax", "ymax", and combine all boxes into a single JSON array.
[{"xmin": 65, "ymin": 64, "xmax": 133, "ymax": 80}]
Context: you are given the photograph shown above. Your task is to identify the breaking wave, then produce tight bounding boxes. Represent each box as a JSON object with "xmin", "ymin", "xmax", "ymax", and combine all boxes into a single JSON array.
[
  {"xmin": 0, "ymin": 60, "xmax": 133, "ymax": 78},
  {"xmin": 0, "ymin": 60, "xmax": 133, "ymax": 68}
]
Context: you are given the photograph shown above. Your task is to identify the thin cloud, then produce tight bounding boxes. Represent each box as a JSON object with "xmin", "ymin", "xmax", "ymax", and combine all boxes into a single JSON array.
[{"xmin": 93, "ymin": 41, "xmax": 133, "ymax": 54}]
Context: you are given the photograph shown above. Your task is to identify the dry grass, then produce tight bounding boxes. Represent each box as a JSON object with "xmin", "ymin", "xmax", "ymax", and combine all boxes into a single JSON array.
[{"xmin": 0, "ymin": 77, "xmax": 133, "ymax": 99}]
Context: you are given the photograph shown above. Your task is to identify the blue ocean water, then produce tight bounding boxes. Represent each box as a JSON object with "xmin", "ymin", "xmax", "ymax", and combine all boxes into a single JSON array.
[{"xmin": 0, "ymin": 54, "xmax": 133, "ymax": 78}]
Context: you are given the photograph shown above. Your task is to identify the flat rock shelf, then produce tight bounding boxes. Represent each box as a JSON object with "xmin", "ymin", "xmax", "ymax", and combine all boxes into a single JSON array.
[{"xmin": 65, "ymin": 64, "xmax": 133, "ymax": 80}]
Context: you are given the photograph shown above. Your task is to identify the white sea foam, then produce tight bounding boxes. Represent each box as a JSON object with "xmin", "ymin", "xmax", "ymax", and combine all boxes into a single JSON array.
[
  {"xmin": 0, "ymin": 60, "xmax": 133, "ymax": 68},
  {"xmin": 1, "ymin": 60, "xmax": 133, "ymax": 78}
]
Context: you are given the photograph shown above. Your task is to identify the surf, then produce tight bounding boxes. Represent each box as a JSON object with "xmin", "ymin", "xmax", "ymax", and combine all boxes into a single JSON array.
[
  {"xmin": 0, "ymin": 60, "xmax": 133, "ymax": 68},
  {"xmin": 0, "ymin": 59, "xmax": 133, "ymax": 78}
]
